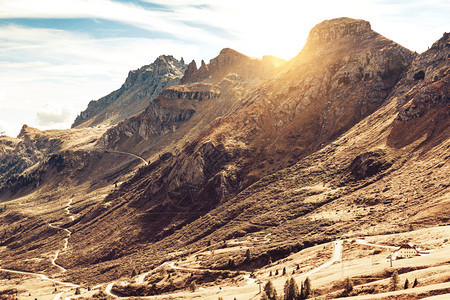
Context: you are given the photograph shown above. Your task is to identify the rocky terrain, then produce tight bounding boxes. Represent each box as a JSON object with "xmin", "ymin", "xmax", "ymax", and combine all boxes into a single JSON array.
[
  {"xmin": 0, "ymin": 17, "xmax": 448, "ymax": 299},
  {"xmin": 72, "ymin": 55, "xmax": 187, "ymax": 128},
  {"xmin": 95, "ymin": 48, "xmax": 283, "ymax": 158}
]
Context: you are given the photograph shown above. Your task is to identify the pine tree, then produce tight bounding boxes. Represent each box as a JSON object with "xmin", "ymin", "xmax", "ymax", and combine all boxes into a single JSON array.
[
  {"xmin": 284, "ymin": 277, "xmax": 299, "ymax": 300},
  {"xmin": 246, "ymin": 249, "xmax": 251, "ymax": 261},
  {"xmin": 404, "ymin": 278, "xmax": 409, "ymax": 289},
  {"xmin": 343, "ymin": 277, "xmax": 353, "ymax": 296},
  {"xmin": 131, "ymin": 268, "xmax": 138, "ymax": 277},
  {"xmin": 303, "ymin": 277, "xmax": 312, "ymax": 298},
  {"xmin": 391, "ymin": 270, "xmax": 399, "ymax": 291},
  {"xmin": 190, "ymin": 281, "xmax": 197, "ymax": 292},
  {"xmin": 275, "ymin": 269, "xmax": 279, "ymax": 276},
  {"xmin": 282, "ymin": 267, "xmax": 286, "ymax": 276},
  {"xmin": 269, "ymin": 270, "xmax": 272, "ymax": 276},
  {"xmin": 264, "ymin": 280, "xmax": 277, "ymax": 300},
  {"xmin": 75, "ymin": 287, "xmax": 81, "ymax": 295},
  {"xmin": 413, "ymin": 278, "xmax": 418, "ymax": 288}
]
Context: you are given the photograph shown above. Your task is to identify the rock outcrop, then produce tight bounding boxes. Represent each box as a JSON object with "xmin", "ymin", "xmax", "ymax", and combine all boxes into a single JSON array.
[
  {"xmin": 72, "ymin": 55, "xmax": 187, "ymax": 128},
  {"xmin": 2, "ymin": 18, "xmax": 449, "ymax": 287},
  {"xmin": 96, "ymin": 49, "xmax": 281, "ymax": 156},
  {"xmin": 180, "ymin": 48, "xmax": 284, "ymax": 84}
]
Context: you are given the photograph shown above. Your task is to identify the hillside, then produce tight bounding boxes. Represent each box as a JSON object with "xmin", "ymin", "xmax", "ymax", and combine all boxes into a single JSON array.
[
  {"xmin": 95, "ymin": 48, "xmax": 284, "ymax": 159},
  {"xmin": 72, "ymin": 55, "xmax": 187, "ymax": 128},
  {"xmin": 0, "ymin": 17, "xmax": 448, "ymax": 299}
]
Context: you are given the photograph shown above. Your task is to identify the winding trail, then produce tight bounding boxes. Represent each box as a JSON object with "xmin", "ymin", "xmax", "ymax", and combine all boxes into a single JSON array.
[
  {"xmin": 105, "ymin": 240, "xmax": 343, "ymax": 298},
  {"xmin": 0, "ymin": 267, "xmax": 79, "ymax": 288},
  {"xmin": 356, "ymin": 238, "xmax": 398, "ymax": 250},
  {"xmin": 0, "ymin": 198, "xmax": 79, "ymax": 299},
  {"xmin": 48, "ymin": 199, "xmax": 74, "ymax": 273},
  {"xmin": 102, "ymin": 149, "xmax": 148, "ymax": 165},
  {"xmin": 297, "ymin": 240, "xmax": 343, "ymax": 279}
]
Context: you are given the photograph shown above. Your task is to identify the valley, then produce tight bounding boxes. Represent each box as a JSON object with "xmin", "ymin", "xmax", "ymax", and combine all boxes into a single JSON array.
[{"xmin": 0, "ymin": 17, "xmax": 448, "ymax": 299}]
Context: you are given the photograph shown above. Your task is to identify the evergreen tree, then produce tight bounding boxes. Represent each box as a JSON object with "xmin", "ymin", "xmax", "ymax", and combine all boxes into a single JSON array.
[
  {"xmin": 269, "ymin": 270, "xmax": 272, "ymax": 276},
  {"xmin": 275, "ymin": 269, "xmax": 279, "ymax": 276},
  {"xmin": 343, "ymin": 277, "xmax": 353, "ymax": 296},
  {"xmin": 413, "ymin": 278, "xmax": 418, "ymax": 288},
  {"xmin": 264, "ymin": 280, "xmax": 277, "ymax": 300},
  {"xmin": 284, "ymin": 277, "xmax": 299, "ymax": 300},
  {"xmin": 303, "ymin": 277, "xmax": 312, "ymax": 298},
  {"xmin": 282, "ymin": 267, "xmax": 286, "ymax": 276},
  {"xmin": 391, "ymin": 270, "xmax": 399, "ymax": 291},
  {"xmin": 190, "ymin": 281, "xmax": 197, "ymax": 292},
  {"xmin": 75, "ymin": 287, "xmax": 81, "ymax": 295},
  {"xmin": 131, "ymin": 268, "xmax": 138, "ymax": 277},
  {"xmin": 246, "ymin": 249, "xmax": 251, "ymax": 261},
  {"xmin": 300, "ymin": 281, "xmax": 304, "ymax": 299},
  {"xmin": 404, "ymin": 279, "xmax": 409, "ymax": 289}
]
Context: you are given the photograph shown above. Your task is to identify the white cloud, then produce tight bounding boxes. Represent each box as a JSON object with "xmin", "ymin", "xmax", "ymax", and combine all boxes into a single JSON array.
[
  {"xmin": 0, "ymin": 0, "xmax": 226, "ymax": 43},
  {"xmin": 0, "ymin": 25, "xmax": 204, "ymax": 136},
  {"xmin": 36, "ymin": 107, "xmax": 72, "ymax": 126},
  {"xmin": 0, "ymin": 0, "xmax": 448, "ymax": 137}
]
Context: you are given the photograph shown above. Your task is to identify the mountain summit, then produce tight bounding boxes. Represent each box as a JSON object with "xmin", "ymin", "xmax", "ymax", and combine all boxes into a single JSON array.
[
  {"xmin": 72, "ymin": 55, "xmax": 187, "ymax": 128},
  {"xmin": 0, "ymin": 18, "xmax": 448, "ymax": 298}
]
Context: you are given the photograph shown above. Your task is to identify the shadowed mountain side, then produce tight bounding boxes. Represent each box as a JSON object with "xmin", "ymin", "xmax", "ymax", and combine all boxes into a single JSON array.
[
  {"xmin": 65, "ymin": 31, "xmax": 447, "ymax": 284},
  {"xmin": 51, "ymin": 19, "xmax": 450, "ymax": 284},
  {"xmin": 95, "ymin": 49, "xmax": 283, "ymax": 160}
]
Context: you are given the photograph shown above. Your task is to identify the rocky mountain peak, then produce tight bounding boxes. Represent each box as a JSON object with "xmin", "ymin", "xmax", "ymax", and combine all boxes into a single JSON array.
[
  {"xmin": 72, "ymin": 55, "xmax": 187, "ymax": 128},
  {"xmin": 17, "ymin": 124, "xmax": 40, "ymax": 139},
  {"xmin": 306, "ymin": 17, "xmax": 372, "ymax": 45},
  {"xmin": 180, "ymin": 48, "xmax": 283, "ymax": 84}
]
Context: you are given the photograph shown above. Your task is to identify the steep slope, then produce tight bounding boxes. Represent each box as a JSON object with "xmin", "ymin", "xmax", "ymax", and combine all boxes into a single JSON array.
[
  {"xmin": 0, "ymin": 125, "xmax": 106, "ymax": 189},
  {"xmin": 170, "ymin": 31, "xmax": 449, "ymax": 249},
  {"xmin": 95, "ymin": 49, "xmax": 284, "ymax": 158},
  {"xmin": 110, "ymin": 17, "xmax": 414, "ymax": 211},
  {"xmin": 68, "ymin": 29, "xmax": 448, "ymax": 284},
  {"xmin": 72, "ymin": 55, "xmax": 187, "ymax": 128},
  {"xmin": 44, "ymin": 18, "xmax": 442, "ymax": 282}
]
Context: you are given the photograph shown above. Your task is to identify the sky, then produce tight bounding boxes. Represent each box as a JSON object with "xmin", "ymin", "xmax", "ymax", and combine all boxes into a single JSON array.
[{"xmin": 0, "ymin": 0, "xmax": 449, "ymax": 137}]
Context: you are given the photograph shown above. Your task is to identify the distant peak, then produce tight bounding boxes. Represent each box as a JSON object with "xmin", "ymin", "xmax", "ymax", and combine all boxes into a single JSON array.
[
  {"xmin": 306, "ymin": 17, "xmax": 372, "ymax": 44},
  {"xmin": 219, "ymin": 48, "xmax": 240, "ymax": 55},
  {"xmin": 18, "ymin": 124, "xmax": 40, "ymax": 138}
]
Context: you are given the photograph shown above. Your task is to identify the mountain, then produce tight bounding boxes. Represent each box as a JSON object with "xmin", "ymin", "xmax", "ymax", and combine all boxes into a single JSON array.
[
  {"xmin": 0, "ymin": 17, "xmax": 448, "ymax": 296},
  {"xmin": 72, "ymin": 55, "xmax": 187, "ymax": 128},
  {"xmin": 94, "ymin": 48, "xmax": 284, "ymax": 158}
]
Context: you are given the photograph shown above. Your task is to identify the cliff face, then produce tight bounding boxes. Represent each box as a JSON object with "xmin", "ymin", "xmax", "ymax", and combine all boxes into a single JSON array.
[
  {"xmin": 180, "ymin": 48, "xmax": 284, "ymax": 84},
  {"xmin": 388, "ymin": 32, "xmax": 450, "ymax": 148},
  {"xmin": 141, "ymin": 17, "xmax": 414, "ymax": 205},
  {"xmin": 1, "ymin": 18, "xmax": 448, "ymax": 285},
  {"xmin": 95, "ymin": 49, "xmax": 281, "ymax": 157},
  {"xmin": 55, "ymin": 22, "xmax": 449, "ymax": 284},
  {"xmin": 72, "ymin": 55, "xmax": 187, "ymax": 128}
]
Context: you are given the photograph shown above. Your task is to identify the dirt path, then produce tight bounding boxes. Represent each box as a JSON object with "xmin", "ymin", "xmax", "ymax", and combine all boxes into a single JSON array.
[
  {"xmin": 0, "ymin": 267, "xmax": 79, "ymax": 288},
  {"xmin": 105, "ymin": 239, "xmax": 343, "ymax": 299},
  {"xmin": 0, "ymin": 198, "xmax": 79, "ymax": 299},
  {"xmin": 356, "ymin": 238, "xmax": 398, "ymax": 250},
  {"xmin": 102, "ymin": 149, "xmax": 148, "ymax": 165},
  {"xmin": 48, "ymin": 198, "xmax": 75, "ymax": 273}
]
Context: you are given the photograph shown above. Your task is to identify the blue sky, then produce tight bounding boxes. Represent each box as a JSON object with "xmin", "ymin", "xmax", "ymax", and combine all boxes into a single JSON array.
[{"xmin": 0, "ymin": 0, "xmax": 449, "ymax": 136}]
